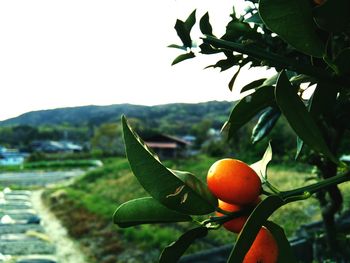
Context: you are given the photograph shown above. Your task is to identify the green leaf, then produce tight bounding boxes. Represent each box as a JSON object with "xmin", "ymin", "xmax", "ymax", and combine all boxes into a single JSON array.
[
  {"xmin": 174, "ymin": 20, "xmax": 192, "ymax": 48},
  {"xmin": 227, "ymin": 195, "xmax": 285, "ymax": 263},
  {"xmin": 259, "ymin": 0, "xmax": 325, "ymax": 57},
  {"xmin": 184, "ymin": 10, "xmax": 196, "ymax": 33},
  {"xmin": 159, "ymin": 227, "xmax": 208, "ymax": 263},
  {"xmin": 295, "ymin": 137, "xmax": 304, "ymax": 160},
  {"xmin": 334, "ymin": 48, "xmax": 350, "ymax": 75},
  {"xmin": 275, "ymin": 71, "xmax": 338, "ymax": 163},
  {"xmin": 200, "ymin": 12, "xmax": 213, "ymax": 36},
  {"xmin": 204, "ymin": 57, "xmax": 237, "ymax": 72},
  {"xmin": 289, "ymin": 74, "xmax": 316, "ymax": 86},
  {"xmin": 171, "ymin": 52, "xmax": 195, "ymax": 66},
  {"xmin": 199, "ymin": 43, "xmax": 220, "ymax": 55},
  {"xmin": 250, "ymin": 142, "xmax": 273, "ymax": 181},
  {"xmin": 113, "ymin": 197, "xmax": 192, "ymax": 228},
  {"xmin": 309, "ymin": 82, "xmax": 338, "ymax": 119},
  {"xmin": 122, "ymin": 116, "xmax": 217, "ymax": 215},
  {"xmin": 262, "ymin": 74, "xmax": 279, "ymax": 86},
  {"xmin": 314, "ymin": 0, "xmax": 350, "ymax": 33},
  {"xmin": 265, "ymin": 221, "xmax": 297, "ymax": 263},
  {"xmin": 168, "ymin": 44, "xmax": 187, "ymax": 51},
  {"xmin": 228, "ymin": 86, "xmax": 275, "ymax": 139},
  {"xmin": 240, "ymin": 78, "xmax": 267, "ymax": 93},
  {"xmin": 228, "ymin": 67, "xmax": 241, "ymax": 91},
  {"xmin": 251, "ymin": 107, "xmax": 281, "ymax": 144},
  {"xmin": 244, "ymin": 12, "xmax": 263, "ymax": 24}
]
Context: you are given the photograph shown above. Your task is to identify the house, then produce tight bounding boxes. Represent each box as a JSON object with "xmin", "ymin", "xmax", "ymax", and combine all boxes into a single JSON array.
[
  {"xmin": 144, "ymin": 134, "xmax": 190, "ymax": 159},
  {"xmin": 0, "ymin": 147, "xmax": 28, "ymax": 166},
  {"xmin": 31, "ymin": 140, "xmax": 83, "ymax": 153}
]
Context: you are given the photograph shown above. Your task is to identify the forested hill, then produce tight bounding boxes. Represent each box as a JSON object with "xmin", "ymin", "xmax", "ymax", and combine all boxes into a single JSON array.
[{"xmin": 0, "ymin": 101, "xmax": 233, "ymax": 131}]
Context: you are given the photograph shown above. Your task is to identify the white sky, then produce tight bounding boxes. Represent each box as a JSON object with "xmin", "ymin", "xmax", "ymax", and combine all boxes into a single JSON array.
[{"xmin": 0, "ymin": 0, "xmax": 275, "ymax": 121}]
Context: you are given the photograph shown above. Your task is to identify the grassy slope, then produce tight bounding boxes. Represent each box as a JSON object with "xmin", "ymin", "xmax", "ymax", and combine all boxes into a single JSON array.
[{"xmin": 45, "ymin": 155, "xmax": 350, "ymax": 262}]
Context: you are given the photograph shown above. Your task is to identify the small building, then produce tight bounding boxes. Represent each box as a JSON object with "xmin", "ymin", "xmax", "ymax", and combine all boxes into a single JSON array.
[
  {"xmin": 31, "ymin": 140, "xmax": 83, "ymax": 153},
  {"xmin": 144, "ymin": 134, "xmax": 190, "ymax": 159},
  {"xmin": 0, "ymin": 147, "xmax": 27, "ymax": 166}
]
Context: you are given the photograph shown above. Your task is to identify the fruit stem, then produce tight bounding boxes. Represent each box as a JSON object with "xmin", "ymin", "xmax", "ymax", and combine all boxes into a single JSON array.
[
  {"xmin": 209, "ymin": 208, "xmax": 254, "ymax": 225},
  {"xmin": 264, "ymin": 181, "xmax": 281, "ymax": 194},
  {"xmin": 261, "ymin": 189, "xmax": 273, "ymax": 196}
]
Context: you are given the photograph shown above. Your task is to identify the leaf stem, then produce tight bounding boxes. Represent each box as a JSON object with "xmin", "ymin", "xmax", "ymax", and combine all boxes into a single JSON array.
[
  {"xmin": 281, "ymin": 170, "xmax": 350, "ymax": 200},
  {"xmin": 202, "ymin": 35, "xmax": 337, "ymax": 84}
]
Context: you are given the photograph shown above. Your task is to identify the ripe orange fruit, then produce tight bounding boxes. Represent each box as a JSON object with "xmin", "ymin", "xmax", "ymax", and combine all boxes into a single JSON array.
[
  {"xmin": 216, "ymin": 199, "xmax": 248, "ymax": 233},
  {"xmin": 243, "ymin": 227, "xmax": 278, "ymax": 263},
  {"xmin": 207, "ymin": 158, "xmax": 261, "ymax": 205}
]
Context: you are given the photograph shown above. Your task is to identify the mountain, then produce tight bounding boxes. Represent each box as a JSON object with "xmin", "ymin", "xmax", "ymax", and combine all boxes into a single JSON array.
[{"xmin": 0, "ymin": 101, "xmax": 234, "ymax": 132}]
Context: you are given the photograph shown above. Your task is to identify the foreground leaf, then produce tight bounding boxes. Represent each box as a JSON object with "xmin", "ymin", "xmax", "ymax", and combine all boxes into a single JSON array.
[
  {"xmin": 227, "ymin": 195, "xmax": 285, "ymax": 263},
  {"xmin": 200, "ymin": 12, "xmax": 213, "ymax": 36},
  {"xmin": 250, "ymin": 142, "xmax": 273, "ymax": 181},
  {"xmin": 275, "ymin": 71, "xmax": 338, "ymax": 163},
  {"xmin": 171, "ymin": 52, "xmax": 195, "ymax": 66},
  {"xmin": 265, "ymin": 221, "xmax": 297, "ymax": 263},
  {"xmin": 184, "ymin": 10, "xmax": 196, "ymax": 33},
  {"xmin": 174, "ymin": 20, "xmax": 192, "ymax": 48},
  {"xmin": 113, "ymin": 197, "xmax": 192, "ymax": 228},
  {"xmin": 228, "ymin": 67, "xmax": 241, "ymax": 91},
  {"xmin": 228, "ymin": 86, "xmax": 275, "ymax": 139},
  {"xmin": 122, "ymin": 116, "xmax": 217, "ymax": 215},
  {"xmin": 314, "ymin": 0, "xmax": 350, "ymax": 33},
  {"xmin": 159, "ymin": 227, "xmax": 208, "ymax": 263},
  {"xmin": 240, "ymin": 78, "xmax": 267, "ymax": 93},
  {"xmin": 295, "ymin": 137, "xmax": 304, "ymax": 160},
  {"xmin": 251, "ymin": 107, "xmax": 281, "ymax": 144},
  {"xmin": 259, "ymin": 0, "xmax": 325, "ymax": 57}
]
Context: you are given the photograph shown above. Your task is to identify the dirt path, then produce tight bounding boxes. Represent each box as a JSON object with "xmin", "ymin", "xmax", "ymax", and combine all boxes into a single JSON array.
[{"xmin": 31, "ymin": 190, "xmax": 89, "ymax": 263}]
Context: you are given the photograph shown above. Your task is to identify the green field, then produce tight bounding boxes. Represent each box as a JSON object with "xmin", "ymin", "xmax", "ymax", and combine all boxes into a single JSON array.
[
  {"xmin": 0, "ymin": 159, "xmax": 102, "ymax": 172},
  {"xmin": 42, "ymin": 155, "xmax": 350, "ymax": 262}
]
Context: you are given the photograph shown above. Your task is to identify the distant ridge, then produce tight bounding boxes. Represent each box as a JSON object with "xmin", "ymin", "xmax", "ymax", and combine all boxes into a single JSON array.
[{"xmin": 0, "ymin": 101, "xmax": 233, "ymax": 128}]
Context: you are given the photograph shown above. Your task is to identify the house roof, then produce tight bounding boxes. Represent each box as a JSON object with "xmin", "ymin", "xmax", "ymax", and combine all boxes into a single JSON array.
[
  {"xmin": 145, "ymin": 142, "xmax": 178, "ymax": 149},
  {"xmin": 144, "ymin": 134, "xmax": 190, "ymax": 146}
]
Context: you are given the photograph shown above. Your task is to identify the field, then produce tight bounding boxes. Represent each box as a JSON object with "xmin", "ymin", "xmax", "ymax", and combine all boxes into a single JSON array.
[
  {"xmin": 43, "ymin": 155, "xmax": 350, "ymax": 262},
  {"xmin": 0, "ymin": 159, "xmax": 102, "ymax": 172}
]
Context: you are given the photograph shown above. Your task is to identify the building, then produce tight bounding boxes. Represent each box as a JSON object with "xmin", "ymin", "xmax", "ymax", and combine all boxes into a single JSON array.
[
  {"xmin": 144, "ymin": 134, "xmax": 190, "ymax": 159},
  {"xmin": 0, "ymin": 147, "xmax": 28, "ymax": 166},
  {"xmin": 30, "ymin": 140, "xmax": 83, "ymax": 153}
]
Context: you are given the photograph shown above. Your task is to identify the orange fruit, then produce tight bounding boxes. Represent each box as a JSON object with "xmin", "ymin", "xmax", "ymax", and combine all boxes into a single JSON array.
[
  {"xmin": 216, "ymin": 199, "xmax": 248, "ymax": 233},
  {"xmin": 243, "ymin": 227, "xmax": 278, "ymax": 263},
  {"xmin": 207, "ymin": 158, "xmax": 261, "ymax": 205},
  {"xmin": 216, "ymin": 198, "xmax": 261, "ymax": 233}
]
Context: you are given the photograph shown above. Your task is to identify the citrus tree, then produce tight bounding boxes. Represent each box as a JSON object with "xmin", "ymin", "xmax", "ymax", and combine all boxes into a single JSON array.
[{"xmin": 114, "ymin": 0, "xmax": 350, "ymax": 262}]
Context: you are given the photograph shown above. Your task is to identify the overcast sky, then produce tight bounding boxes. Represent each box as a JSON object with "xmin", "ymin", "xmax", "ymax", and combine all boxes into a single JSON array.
[{"xmin": 0, "ymin": 0, "xmax": 275, "ymax": 121}]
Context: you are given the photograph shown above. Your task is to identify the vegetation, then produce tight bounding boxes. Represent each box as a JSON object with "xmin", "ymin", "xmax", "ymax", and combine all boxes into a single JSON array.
[
  {"xmin": 0, "ymin": 159, "xmax": 101, "ymax": 172},
  {"xmin": 44, "ymin": 156, "xmax": 335, "ymax": 262}
]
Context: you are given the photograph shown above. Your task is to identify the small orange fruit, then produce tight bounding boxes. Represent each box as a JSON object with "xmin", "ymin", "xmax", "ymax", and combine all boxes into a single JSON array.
[
  {"xmin": 207, "ymin": 158, "xmax": 261, "ymax": 205},
  {"xmin": 216, "ymin": 199, "xmax": 248, "ymax": 233},
  {"xmin": 243, "ymin": 227, "xmax": 278, "ymax": 263}
]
